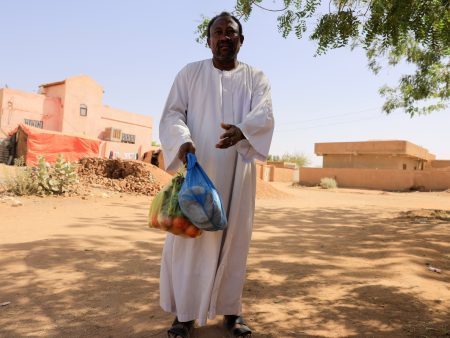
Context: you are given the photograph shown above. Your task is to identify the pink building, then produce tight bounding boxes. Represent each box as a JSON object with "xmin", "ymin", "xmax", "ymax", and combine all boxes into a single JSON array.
[{"xmin": 0, "ymin": 75, "xmax": 153, "ymax": 163}]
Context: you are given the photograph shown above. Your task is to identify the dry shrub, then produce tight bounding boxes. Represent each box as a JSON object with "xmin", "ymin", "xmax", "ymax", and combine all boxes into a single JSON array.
[
  {"xmin": 2, "ymin": 157, "xmax": 40, "ymax": 196},
  {"xmin": 320, "ymin": 177, "xmax": 337, "ymax": 189}
]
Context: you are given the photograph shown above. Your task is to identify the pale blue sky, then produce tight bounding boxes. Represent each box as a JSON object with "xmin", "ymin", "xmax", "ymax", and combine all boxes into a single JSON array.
[{"xmin": 1, "ymin": 0, "xmax": 448, "ymax": 166}]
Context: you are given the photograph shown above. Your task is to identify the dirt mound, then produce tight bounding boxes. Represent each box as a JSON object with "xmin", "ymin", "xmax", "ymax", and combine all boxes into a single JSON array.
[
  {"xmin": 76, "ymin": 158, "xmax": 286, "ymax": 198},
  {"xmin": 256, "ymin": 178, "xmax": 289, "ymax": 199},
  {"xmin": 140, "ymin": 162, "xmax": 173, "ymax": 186},
  {"xmin": 77, "ymin": 158, "xmax": 172, "ymax": 196}
]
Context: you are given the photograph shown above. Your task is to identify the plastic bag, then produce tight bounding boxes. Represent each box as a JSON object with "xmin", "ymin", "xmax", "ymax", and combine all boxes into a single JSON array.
[
  {"xmin": 178, "ymin": 153, "xmax": 227, "ymax": 231},
  {"xmin": 149, "ymin": 173, "xmax": 202, "ymax": 238}
]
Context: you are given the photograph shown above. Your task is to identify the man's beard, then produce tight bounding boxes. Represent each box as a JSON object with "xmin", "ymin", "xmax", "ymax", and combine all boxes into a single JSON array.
[{"xmin": 215, "ymin": 44, "xmax": 236, "ymax": 60}]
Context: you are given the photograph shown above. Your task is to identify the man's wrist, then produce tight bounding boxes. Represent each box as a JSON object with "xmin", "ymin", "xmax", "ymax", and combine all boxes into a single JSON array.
[{"xmin": 237, "ymin": 128, "xmax": 246, "ymax": 141}]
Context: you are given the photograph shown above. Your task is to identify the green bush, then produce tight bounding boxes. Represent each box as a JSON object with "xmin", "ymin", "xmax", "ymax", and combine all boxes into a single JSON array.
[
  {"xmin": 320, "ymin": 177, "xmax": 337, "ymax": 189},
  {"xmin": 2, "ymin": 154, "xmax": 79, "ymax": 196},
  {"xmin": 36, "ymin": 154, "xmax": 79, "ymax": 194}
]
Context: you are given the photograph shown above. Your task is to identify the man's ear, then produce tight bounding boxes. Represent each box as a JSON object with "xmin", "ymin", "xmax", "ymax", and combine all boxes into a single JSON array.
[
  {"xmin": 207, "ymin": 37, "xmax": 211, "ymax": 48},
  {"xmin": 240, "ymin": 35, "xmax": 244, "ymax": 45}
]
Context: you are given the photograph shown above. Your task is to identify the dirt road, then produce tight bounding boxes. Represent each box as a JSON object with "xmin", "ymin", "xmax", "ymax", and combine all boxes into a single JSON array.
[{"xmin": 1, "ymin": 183, "xmax": 449, "ymax": 337}]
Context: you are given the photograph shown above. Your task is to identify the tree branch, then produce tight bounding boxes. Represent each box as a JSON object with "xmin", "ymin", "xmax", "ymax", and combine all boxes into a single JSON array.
[
  {"xmin": 253, "ymin": 2, "xmax": 289, "ymax": 12},
  {"xmin": 363, "ymin": 0, "xmax": 372, "ymax": 17}
]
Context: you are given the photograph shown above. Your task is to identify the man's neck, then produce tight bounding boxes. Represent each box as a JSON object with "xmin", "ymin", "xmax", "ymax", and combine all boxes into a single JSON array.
[{"xmin": 212, "ymin": 58, "xmax": 238, "ymax": 71}]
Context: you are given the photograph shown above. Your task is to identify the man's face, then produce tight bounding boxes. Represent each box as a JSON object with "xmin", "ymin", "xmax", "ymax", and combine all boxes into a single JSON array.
[{"xmin": 207, "ymin": 17, "xmax": 244, "ymax": 62}]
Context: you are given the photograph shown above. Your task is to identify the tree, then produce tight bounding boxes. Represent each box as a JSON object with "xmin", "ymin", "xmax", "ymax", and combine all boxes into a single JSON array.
[
  {"xmin": 197, "ymin": 0, "xmax": 449, "ymax": 116},
  {"xmin": 281, "ymin": 152, "xmax": 310, "ymax": 167},
  {"xmin": 268, "ymin": 152, "xmax": 310, "ymax": 167},
  {"xmin": 267, "ymin": 154, "xmax": 280, "ymax": 161}
]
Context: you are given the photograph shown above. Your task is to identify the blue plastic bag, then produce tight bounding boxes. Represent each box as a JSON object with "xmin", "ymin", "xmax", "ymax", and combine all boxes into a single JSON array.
[{"xmin": 178, "ymin": 153, "xmax": 227, "ymax": 231}]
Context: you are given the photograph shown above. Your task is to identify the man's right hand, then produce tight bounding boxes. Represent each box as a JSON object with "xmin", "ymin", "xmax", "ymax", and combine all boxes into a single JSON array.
[{"xmin": 177, "ymin": 142, "xmax": 196, "ymax": 164}]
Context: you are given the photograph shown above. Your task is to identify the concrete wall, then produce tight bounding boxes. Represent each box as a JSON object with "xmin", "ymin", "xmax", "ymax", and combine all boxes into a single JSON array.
[
  {"xmin": 0, "ymin": 88, "xmax": 61, "ymax": 133},
  {"xmin": 272, "ymin": 166, "xmax": 298, "ymax": 182},
  {"xmin": 100, "ymin": 105, "xmax": 153, "ymax": 156},
  {"xmin": 60, "ymin": 76, "xmax": 103, "ymax": 137},
  {"xmin": 256, "ymin": 163, "xmax": 273, "ymax": 181},
  {"xmin": 263, "ymin": 165, "xmax": 273, "ymax": 181},
  {"xmin": 43, "ymin": 97, "xmax": 63, "ymax": 131},
  {"xmin": 42, "ymin": 83, "xmax": 66, "ymax": 131},
  {"xmin": 100, "ymin": 141, "xmax": 143, "ymax": 160},
  {"xmin": 255, "ymin": 162, "xmax": 298, "ymax": 182},
  {"xmin": 323, "ymin": 154, "xmax": 424, "ymax": 170},
  {"xmin": 315, "ymin": 140, "xmax": 434, "ymax": 160},
  {"xmin": 405, "ymin": 142, "xmax": 435, "ymax": 161},
  {"xmin": 266, "ymin": 161, "xmax": 285, "ymax": 168},
  {"xmin": 429, "ymin": 160, "xmax": 450, "ymax": 170},
  {"xmin": 256, "ymin": 162, "xmax": 264, "ymax": 179},
  {"xmin": 413, "ymin": 171, "xmax": 450, "ymax": 190},
  {"xmin": 299, "ymin": 167, "xmax": 450, "ymax": 191}
]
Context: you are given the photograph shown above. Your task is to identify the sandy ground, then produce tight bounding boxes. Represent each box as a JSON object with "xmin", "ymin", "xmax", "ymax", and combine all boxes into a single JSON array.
[{"xmin": 1, "ymin": 181, "xmax": 450, "ymax": 337}]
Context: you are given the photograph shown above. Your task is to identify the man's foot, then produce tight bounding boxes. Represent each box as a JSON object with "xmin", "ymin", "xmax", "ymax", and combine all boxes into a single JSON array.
[
  {"xmin": 223, "ymin": 315, "xmax": 252, "ymax": 338},
  {"xmin": 167, "ymin": 317, "xmax": 195, "ymax": 338}
]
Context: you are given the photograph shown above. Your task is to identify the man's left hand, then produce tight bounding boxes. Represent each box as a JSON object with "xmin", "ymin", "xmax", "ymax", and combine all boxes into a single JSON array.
[{"xmin": 216, "ymin": 123, "xmax": 246, "ymax": 149}]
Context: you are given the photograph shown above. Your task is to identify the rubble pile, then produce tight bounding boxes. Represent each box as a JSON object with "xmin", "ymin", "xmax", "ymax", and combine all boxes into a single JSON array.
[{"xmin": 77, "ymin": 158, "xmax": 164, "ymax": 196}]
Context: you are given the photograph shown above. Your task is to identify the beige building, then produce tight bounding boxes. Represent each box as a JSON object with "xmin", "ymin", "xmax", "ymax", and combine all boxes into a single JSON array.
[
  {"xmin": 300, "ymin": 140, "xmax": 450, "ymax": 191},
  {"xmin": 316, "ymin": 140, "xmax": 435, "ymax": 171},
  {"xmin": 256, "ymin": 160, "xmax": 299, "ymax": 183}
]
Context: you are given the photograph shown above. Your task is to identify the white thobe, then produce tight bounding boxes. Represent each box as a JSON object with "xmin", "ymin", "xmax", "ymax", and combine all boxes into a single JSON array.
[{"xmin": 159, "ymin": 59, "xmax": 274, "ymax": 326}]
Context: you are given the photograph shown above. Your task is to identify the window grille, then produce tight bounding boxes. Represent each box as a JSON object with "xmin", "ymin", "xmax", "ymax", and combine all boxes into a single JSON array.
[
  {"xmin": 80, "ymin": 104, "xmax": 87, "ymax": 116},
  {"xmin": 24, "ymin": 119, "xmax": 43, "ymax": 128},
  {"xmin": 121, "ymin": 133, "xmax": 136, "ymax": 144}
]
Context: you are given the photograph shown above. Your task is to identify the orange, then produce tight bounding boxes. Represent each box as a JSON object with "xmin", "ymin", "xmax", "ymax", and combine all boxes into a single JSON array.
[
  {"xmin": 172, "ymin": 217, "xmax": 190, "ymax": 230},
  {"xmin": 184, "ymin": 225, "xmax": 201, "ymax": 238}
]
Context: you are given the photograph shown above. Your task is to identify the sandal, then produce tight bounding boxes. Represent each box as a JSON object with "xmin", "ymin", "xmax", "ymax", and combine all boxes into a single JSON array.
[
  {"xmin": 167, "ymin": 317, "xmax": 195, "ymax": 338},
  {"xmin": 223, "ymin": 315, "xmax": 252, "ymax": 338}
]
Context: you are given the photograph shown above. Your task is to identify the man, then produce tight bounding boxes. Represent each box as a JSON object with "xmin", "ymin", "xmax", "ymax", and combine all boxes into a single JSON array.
[{"xmin": 159, "ymin": 11, "xmax": 274, "ymax": 338}]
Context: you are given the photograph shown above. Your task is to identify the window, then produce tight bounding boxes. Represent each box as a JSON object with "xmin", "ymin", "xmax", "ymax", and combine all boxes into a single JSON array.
[
  {"xmin": 80, "ymin": 104, "xmax": 87, "ymax": 116},
  {"xmin": 121, "ymin": 133, "xmax": 136, "ymax": 144},
  {"xmin": 403, "ymin": 164, "xmax": 407, "ymax": 170},
  {"xmin": 112, "ymin": 129, "xmax": 122, "ymax": 140},
  {"xmin": 24, "ymin": 119, "xmax": 43, "ymax": 128}
]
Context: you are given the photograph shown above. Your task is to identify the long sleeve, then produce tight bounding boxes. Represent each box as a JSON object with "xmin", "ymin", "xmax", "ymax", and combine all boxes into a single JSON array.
[
  {"xmin": 236, "ymin": 70, "xmax": 274, "ymax": 162},
  {"xmin": 159, "ymin": 67, "xmax": 193, "ymax": 172}
]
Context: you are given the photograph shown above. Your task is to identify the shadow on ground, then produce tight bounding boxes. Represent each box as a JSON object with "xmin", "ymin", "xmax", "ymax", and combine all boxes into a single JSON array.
[
  {"xmin": 1, "ymin": 202, "xmax": 449, "ymax": 337},
  {"xmin": 243, "ymin": 206, "xmax": 450, "ymax": 337}
]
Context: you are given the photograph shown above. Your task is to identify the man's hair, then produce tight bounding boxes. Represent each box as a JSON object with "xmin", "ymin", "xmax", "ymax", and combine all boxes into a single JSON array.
[{"xmin": 207, "ymin": 11, "xmax": 243, "ymax": 39}]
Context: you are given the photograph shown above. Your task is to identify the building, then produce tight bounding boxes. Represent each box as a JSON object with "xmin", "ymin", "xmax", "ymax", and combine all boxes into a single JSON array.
[
  {"xmin": 300, "ymin": 140, "xmax": 450, "ymax": 191},
  {"xmin": 256, "ymin": 160, "xmax": 299, "ymax": 182},
  {"xmin": 316, "ymin": 140, "xmax": 437, "ymax": 170},
  {"xmin": 0, "ymin": 75, "xmax": 153, "ymax": 163}
]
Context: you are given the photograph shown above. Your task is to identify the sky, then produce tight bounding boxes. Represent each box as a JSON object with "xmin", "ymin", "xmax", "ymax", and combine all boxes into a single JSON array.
[{"xmin": 1, "ymin": 0, "xmax": 448, "ymax": 166}]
